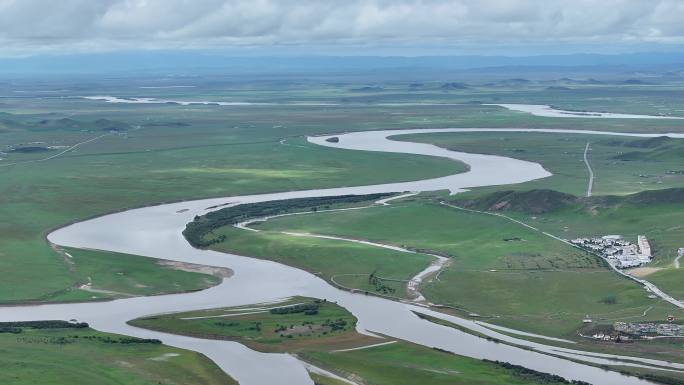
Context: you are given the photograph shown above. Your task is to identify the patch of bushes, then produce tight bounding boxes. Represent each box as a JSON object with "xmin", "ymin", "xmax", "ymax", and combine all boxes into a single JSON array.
[
  {"xmin": 9, "ymin": 146, "xmax": 51, "ymax": 153},
  {"xmin": 0, "ymin": 320, "xmax": 89, "ymax": 329},
  {"xmin": 184, "ymin": 193, "xmax": 393, "ymax": 247},
  {"xmin": 270, "ymin": 303, "xmax": 320, "ymax": 315},
  {"xmin": 322, "ymin": 318, "xmax": 347, "ymax": 331},
  {"xmin": 78, "ymin": 335, "xmax": 161, "ymax": 344},
  {"xmin": 635, "ymin": 374, "xmax": 684, "ymax": 385},
  {"xmin": 599, "ymin": 295, "xmax": 618, "ymax": 305},
  {"xmin": 484, "ymin": 360, "xmax": 592, "ymax": 384}
]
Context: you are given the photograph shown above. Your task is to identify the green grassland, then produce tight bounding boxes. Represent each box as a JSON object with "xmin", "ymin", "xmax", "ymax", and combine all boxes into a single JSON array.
[
  {"xmin": 245, "ymin": 194, "xmax": 684, "ymax": 369},
  {"xmin": 256, "ymin": 200, "xmax": 588, "ymax": 271},
  {"xmin": 3, "ymin": 79, "xmax": 684, "ymax": 384},
  {"xmin": 3, "ymin": 79, "xmax": 684, "ymax": 303},
  {"xmin": 1, "ymin": 101, "xmax": 468, "ymax": 303},
  {"xmin": 62, "ymin": 247, "xmax": 223, "ymax": 300},
  {"xmin": 302, "ymin": 342, "xmax": 576, "ymax": 385},
  {"xmin": 130, "ymin": 297, "xmax": 377, "ymax": 353},
  {"xmin": 209, "ymin": 226, "xmax": 432, "ymax": 298},
  {"xmin": 130, "ymin": 297, "xmax": 580, "ymax": 385},
  {"xmin": 251, "ymin": 198, "xmax": 682, "ymax": 338},
  {"xmin": 0, "ymin": 325, "xmax": 235, "ymax": 385},
  {"xmin": 399, "ymin": 131, "xmax": 684, "ymax": 196},
  {"xmin": 448, "ymin": 190, "xmax": 684, "ymax": 301}
]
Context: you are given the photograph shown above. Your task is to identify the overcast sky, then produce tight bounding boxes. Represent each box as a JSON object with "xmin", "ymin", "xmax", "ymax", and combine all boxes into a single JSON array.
[{"xmin": 2, "ymin": 0, "xmax": 684, "ymax": 57}]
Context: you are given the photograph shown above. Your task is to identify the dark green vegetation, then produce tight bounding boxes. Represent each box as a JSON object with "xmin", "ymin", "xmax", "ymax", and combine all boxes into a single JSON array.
[
  {"xmin": 184, "ymin": 193, "xmax": 393, "ymax": 247},
  {"xmin": 0, "ymin": 320, "xmax": 89, "ymax": 330},
  {"xmin": 0, "ymin": 322, "xmax": 235, "ymax": 385},
  {"xmin": 130, "ymin": 297, "xmax": 375, "ymax": 353},
  {"xmin": 132, "ymin": 297, "xmax": 580, "ymax": 385},
  {"xmin": 633, "ymin": 374, "xmax": 684, "ymax": 385},
  {"xmin": 483, "ymin": 361, "xmax": 591, "ymax": 385}
]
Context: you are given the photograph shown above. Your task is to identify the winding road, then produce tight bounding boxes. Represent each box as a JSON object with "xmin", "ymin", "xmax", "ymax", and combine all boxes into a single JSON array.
[
  {"xmin": 583, "ymin": 142, "xmax": 594, "ymax": 197},
  {"xmin": 2, "ymin": 127, "xmax": 684, "ymax": 385}
]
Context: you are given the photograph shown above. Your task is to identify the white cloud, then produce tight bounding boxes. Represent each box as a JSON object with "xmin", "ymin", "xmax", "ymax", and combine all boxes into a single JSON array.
[{"xmin": 1, "ymin": 0, "xmax": 684, "ymax": 55}]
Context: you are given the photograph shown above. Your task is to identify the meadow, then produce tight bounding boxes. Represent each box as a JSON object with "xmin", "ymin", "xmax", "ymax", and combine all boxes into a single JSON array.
[
  {"xmin": 397, "ymin": 129, "xmax": 684, "ymax": 301},
  {"xmin": 0, "ymin": 324, "xmax": 234, "ymax": 385},
  {"xmin": 302, "ymin": 341, "xmax": 578, "ymax": 385},
  {"xmin": 399, "ymin": 131, "xmax": 684, "ymax": 196},
  {"xmin": 252, "ymin": 197, "xmax": 682, "ymax": 339},
  {"xmin": 209, "ymin": 226, "xmax": 432, "ymax": 298},
  {"xmin": 3, "ymin": 77, "xmax": 684, "ymax": 382},
  {"xmin": 129, "ymin": 297, "xmax": 376, "ymax": 353},
  {"xmin": 61, "ymin": 247, "xmax": 224, "ymax": 300},
  {"xmin": 452, "ymin": 195, "xmax": 684, "ymax": 301},
  {"xmin": 1, "ymin": 94, "xmax": 470, "ymax": 303},
  {"xmin": 131, "ymin": 296, "xmax": 578, "ymax": 385}
]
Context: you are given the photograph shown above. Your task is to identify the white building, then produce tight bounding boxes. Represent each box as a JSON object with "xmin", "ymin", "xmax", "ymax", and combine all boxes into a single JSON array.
[
  {"xmin": 619, "ymin": 255, "xmax": 642, "ymax": 268},
  {"xmin": 571, "ymin": 234, "xmax": 654, "ymax": 269},
  {"xmin": 637, "ymin": 235, "xmax": 651, "ymax": 258}
]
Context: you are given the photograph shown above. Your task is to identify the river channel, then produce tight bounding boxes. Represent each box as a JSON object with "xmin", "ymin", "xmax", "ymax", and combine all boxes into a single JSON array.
[{"xmin": 3, "ymin": 128, "xmax": 684, "ymax": 385}]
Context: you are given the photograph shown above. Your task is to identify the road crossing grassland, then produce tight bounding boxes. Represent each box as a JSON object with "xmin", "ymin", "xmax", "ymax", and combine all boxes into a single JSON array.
[
  {"xmin": 438, "ymin": 202, "xmax": 682, "ymax": 310},
  {"xmin": 583, "ymin": 142, "xmax": 594, "ymax": 197},
  {"xmin": 243, "ymin": 201, "xmax": 676, "ymax": 337},
  {"xmin": 398, "ymin": 131, "xmax": 684, "ymax": 196}
]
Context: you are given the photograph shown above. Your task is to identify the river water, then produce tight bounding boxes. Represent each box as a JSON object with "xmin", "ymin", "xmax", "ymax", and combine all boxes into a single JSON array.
[
  {"xmin": 2, "ymin": 128, "xmax": 684, "ymax": 385},
  {"xmin": 489, "ymin": 104, "xmax": 684, "ymax": 119}
]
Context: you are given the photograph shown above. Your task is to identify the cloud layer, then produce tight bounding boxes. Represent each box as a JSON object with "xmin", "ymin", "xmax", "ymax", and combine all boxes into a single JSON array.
[{"xmin": 1, "ymin": 0, "xmax": 684, "ymax": 55}]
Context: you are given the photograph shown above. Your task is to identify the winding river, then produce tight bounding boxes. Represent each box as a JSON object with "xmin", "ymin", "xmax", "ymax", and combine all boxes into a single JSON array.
[{"xmin": 2, "ymin": 128, "xmax": 684, "ymax": 385}]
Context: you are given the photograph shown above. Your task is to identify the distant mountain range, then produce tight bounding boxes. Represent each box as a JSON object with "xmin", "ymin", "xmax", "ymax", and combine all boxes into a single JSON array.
[{"xmin": 2, "ymin": 51, "xmax": 684, "ymax": 78}]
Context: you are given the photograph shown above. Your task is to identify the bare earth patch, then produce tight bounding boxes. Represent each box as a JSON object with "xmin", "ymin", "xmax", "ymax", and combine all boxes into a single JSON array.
[
  {"xmin": 149, "ymin": 353, "xmax": 180, "ymax": 362},
  {"xmin": 626, "ymin": 266, "xmax": 663, "ymax": 277},
  {"xmin": 158, "ymin": 260, "xmax": 234, "ymax": 278}
]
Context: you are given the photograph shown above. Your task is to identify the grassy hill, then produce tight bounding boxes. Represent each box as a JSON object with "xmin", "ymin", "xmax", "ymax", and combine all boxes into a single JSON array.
[{"xmin": 454, "ymin": 188, "xmax": 684, "ymax": 214}]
